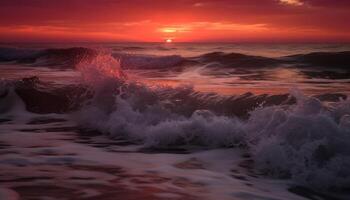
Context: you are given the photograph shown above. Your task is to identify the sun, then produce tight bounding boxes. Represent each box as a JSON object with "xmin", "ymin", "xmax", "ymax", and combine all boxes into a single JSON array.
[{"xmin": 165, "ymin": 39, "xmax": 173, "ymax": 43}]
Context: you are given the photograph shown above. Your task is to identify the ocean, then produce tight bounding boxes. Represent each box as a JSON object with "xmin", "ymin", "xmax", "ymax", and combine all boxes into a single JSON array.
[{"xmin": 0, "ymin": 42, "xmax": 350, "ymax": 199}]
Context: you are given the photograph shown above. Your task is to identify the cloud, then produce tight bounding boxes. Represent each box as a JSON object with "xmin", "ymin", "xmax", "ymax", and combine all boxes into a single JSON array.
[
  {"xmin": 197, "ymin": 22, "xmax": 268, "ymax": 31},
  {"xmin": 193, "ymin": 2, "xmax": 204, "ymax": 7},
  {"xmin": 158, "ymin": 26, "xmax": 191, "ymax": 33},
  {"xmin": 279, "ymin": 0, "xmax": 304, "ymax": 6},
  {"xmin": 159, "ymin": 22, "xmax": 268, "ymax": 33}
]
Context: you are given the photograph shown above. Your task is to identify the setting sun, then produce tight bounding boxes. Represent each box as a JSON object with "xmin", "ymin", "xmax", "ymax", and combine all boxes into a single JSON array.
[{"xmin": 165, "ymin": 38, "xmax": 173, "ymax": 43}]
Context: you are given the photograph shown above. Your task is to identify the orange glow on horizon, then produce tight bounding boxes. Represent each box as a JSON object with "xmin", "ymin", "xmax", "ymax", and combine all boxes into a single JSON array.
[{"xmin": 0, "ymin": 0, "xmax": 349, "ymax": 43}]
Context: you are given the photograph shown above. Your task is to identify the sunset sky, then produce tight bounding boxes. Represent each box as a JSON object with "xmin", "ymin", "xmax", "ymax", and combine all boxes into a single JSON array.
[{"xmin": 0, "ymin": 0, "xmax": 349, "ymax": 42}]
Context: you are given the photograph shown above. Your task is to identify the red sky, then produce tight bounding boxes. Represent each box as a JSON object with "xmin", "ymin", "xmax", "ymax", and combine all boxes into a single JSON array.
[{"xmin": 0, "ymin": 0, "xmax": 349, "ymax": 42}]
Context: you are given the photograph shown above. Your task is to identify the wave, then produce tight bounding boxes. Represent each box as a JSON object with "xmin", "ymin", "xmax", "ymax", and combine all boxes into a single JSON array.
[
  {"xmin": 0, "ymin": 77, "xmax": 90, "ymax": 114},
  {"xmin": 194, "ymin": 51, "xmax": 350, "ymax": 69},
  {"xmin": 76, "ymin": 92, "xmax": 350, "ymax": 190},
  {"xmin": 0, "ymin": 47, "xmax": 41, "ymax": 63},
  {"xmin": 109, "ymin": 50, "xmax": 350, "ymax": 70},
  {"xmin": 0, "ymin": 47, "xmax": 192, "ymax": 69},
  {"xmin": 0, "ymin": 47, "xmax": 97, "ymax": 67},
  {"xmin": 2, "ymin": 47, "xmax": 350, "ymax": 70},
  {"xmin": 1, "ymin": 53, "xmax": 347, "ymax": 116},
  {"xmin": 1, "ymin": 53, "xmax": 350, "ymax": 191},
  {"xmin": 118, "ymin": 46, "xmax": 146, "ymax": 51},
  {"xmin": 285, "ymin": 51, "xmax": 350, "ymax": 68},
  {"xmin": 112, "ymin": 45, "xmax": 177, "ymax": 51},
  {"xmin": 112, "ymin": 53, "xmax": 192, "ymax": 69},
  {"xmin": 0, "ymin": 76, "xmax": 295, "ymax": 116},
  {"xmin": 36, "ymin": 47, "xmax": 97, "ymax": 67},
  {"xmin": 71, "ymin": 55, "xmax": 350, "ymax": 190},
  {"xmin": 249, "ymin": 96, "xmax": 350, "ymax": 190},
  {"xmin": 194, "ymin": 52, "xmax": 280, "ymax": 68}
]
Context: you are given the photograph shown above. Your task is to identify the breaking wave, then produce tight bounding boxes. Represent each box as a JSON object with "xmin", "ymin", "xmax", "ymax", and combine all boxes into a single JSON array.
[
  {"xmin": 1, "ymin": 49, "xmax": 350, "ymax": 191},
  {"xmin": 73, "ymin": 54, "xmax": 349, "ymax": 190},
  {"xmin": 76, "ymin": 88, "xmax": 350, "ymax": 189},
  {"xmin": 249, "ymin": 97, "xmax": 350, "ymax": 190}
]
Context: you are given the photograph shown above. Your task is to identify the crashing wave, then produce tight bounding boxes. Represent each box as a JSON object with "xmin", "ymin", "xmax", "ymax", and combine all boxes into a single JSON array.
[
  {"xmin": 250, "ymin": 96, "xmax": 350, "ymax": 189},
  {"xmin": 73, "ymin": 54, "xmax": 350, "ymax": 190},
  {"xmin": 76, "ymin": 81, "xmax": 350, "ymax": 190},
  {"xmin": 1, "ymin": 52, "xmax": 350, "ymax": 191}
]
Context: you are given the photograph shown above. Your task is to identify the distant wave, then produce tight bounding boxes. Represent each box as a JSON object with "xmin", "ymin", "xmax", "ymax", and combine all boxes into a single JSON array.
[
  {"xmin": 194, "ymin": 51, "xmax": 350, "ymax": 69},
  {"xmin": 112, "ymin": 53, "xmax": 193, "ymax": 69},
  {"xmin": 194, "ymin": 51, "xmax": 279, "ymax": 68},
  {"xmin": 0, "ymin": 47, "xmax": 41, "ymax": 63},
  {"xmin": 0, "ymin": 47, "xmax": 97, "ymax": 67},
  {"xmin": 113, "ymin": 46, "xmax": 146, "ymax": 51},
  {"xmin": 1, "ymin": 47, "xmax": 350, "ymax": 70},
  {"xmin": 113, "ymin": 45, "xmax": 177, "ymax": 51},
  {"xmin": 284, "ymin": 51, "xmax": 350, "ymax": 68},
  {"xmin": 0, "ymin": 47, "xmax": 191, "ymax": 69}
]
